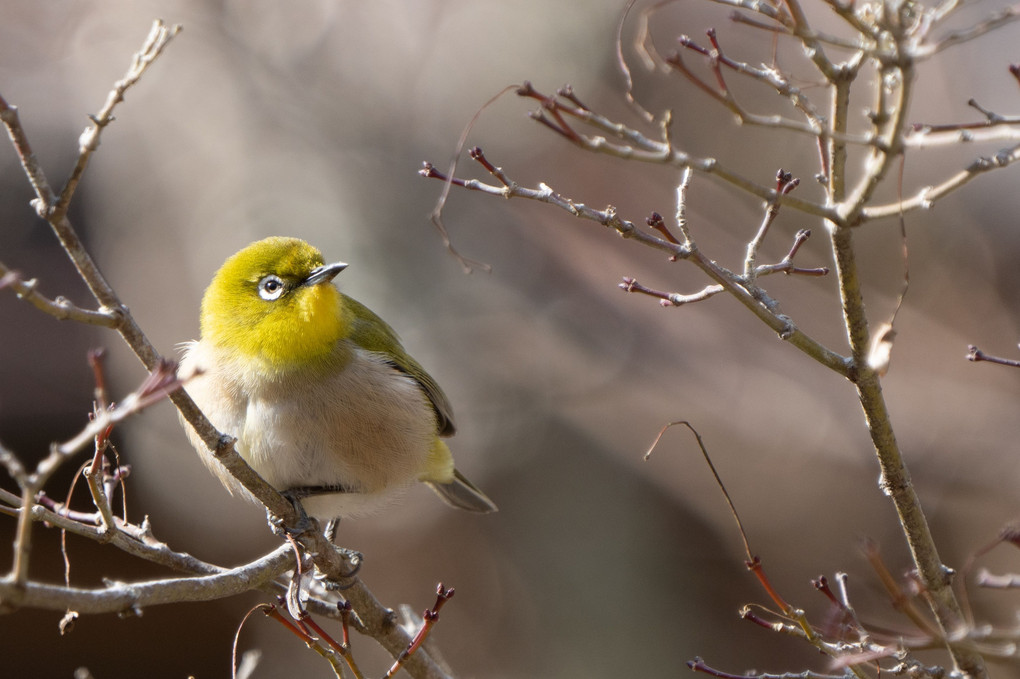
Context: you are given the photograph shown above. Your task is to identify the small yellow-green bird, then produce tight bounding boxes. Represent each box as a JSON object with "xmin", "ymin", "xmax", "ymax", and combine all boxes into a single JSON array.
[{"xmin": 179, "ymin": 236, "xmax": 496, "ymax": 523}]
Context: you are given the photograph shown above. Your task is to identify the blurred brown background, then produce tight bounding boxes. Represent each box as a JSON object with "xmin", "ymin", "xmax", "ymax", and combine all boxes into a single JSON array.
[{"xmin": 3, "ymin": 1, "xmax": 1020, "ymax": 677}]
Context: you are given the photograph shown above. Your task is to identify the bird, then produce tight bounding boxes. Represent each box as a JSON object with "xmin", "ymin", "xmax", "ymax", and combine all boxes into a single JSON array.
[{"xmin": 178, "ymin": 236, "xmax": 496, "ymax": 526}]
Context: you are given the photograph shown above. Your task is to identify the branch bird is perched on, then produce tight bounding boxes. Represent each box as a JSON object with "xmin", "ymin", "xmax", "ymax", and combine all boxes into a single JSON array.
[{"xmin": 180, "ymin": 237, "xmax": 496, "ymax": 524}]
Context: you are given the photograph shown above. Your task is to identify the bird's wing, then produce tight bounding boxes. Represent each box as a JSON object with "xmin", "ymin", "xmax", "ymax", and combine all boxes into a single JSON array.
[{"xmin": 342, "ymin": 294, "xmax": 456, "ymax": 436}]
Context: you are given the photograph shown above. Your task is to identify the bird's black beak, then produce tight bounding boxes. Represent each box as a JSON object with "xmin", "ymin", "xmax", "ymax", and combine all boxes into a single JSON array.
[{"xmin": 303, "ymin": 261, "xmax": 348, "ymax": 287}]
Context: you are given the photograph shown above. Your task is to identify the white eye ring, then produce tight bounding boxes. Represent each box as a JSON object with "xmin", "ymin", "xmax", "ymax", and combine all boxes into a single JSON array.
[{"xmin": 258, "ymin": 275, "xmax": 286, "ymax": 301}]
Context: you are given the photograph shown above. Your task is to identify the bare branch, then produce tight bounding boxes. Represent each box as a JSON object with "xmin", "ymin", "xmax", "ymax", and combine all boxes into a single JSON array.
[
  {"xmin": 744, "ymin": 169, "xmax": 800, "ymax": 279},
  {"xmin": 5, "ymin": 359, "xmax": 182, "ymax": 586},
  {"xmin": 0, "ymin": 544, "xmax": 293, "ymax": 614},
  {"xmin": 916, "ymin": 4, "xmax": 1020, "ymax": 57},
  {"xmin": 967, "ymin": 345, "xmax": 1020, "ymax": 368},
  {"xmin": 421, "ymin": 154, "xmax": 691, "ymax": 261},
  {"xmin": 781, "ymin": 0, "xmax": 849, "ymax": 78},
  {"xmin": 515, "ymin": 83, "xmax": 839, "ymax": 220},
  {"xmin": 976, "ymin": 569, "xmax": 1020, "ymax": 588},
  {"xmin": 620, "ymin": 276, "xmax": 725, "ymax": 306},
  {"xmin": 54, "ymin": 20, "xmax": 182, "ymax": 217},
  {"xmin": 686, "ymin": 655, "xmax": 849, "ymax": 679},
  {"xmin": 673, "ymin": 166, "xmax": 694, "ymax": 244},
  {"xmin": 423, "ymin": 151, "xmax": 848, "ymax": 376},
  {"xmin": 862, "ymin": 144, "xmax": 1020, "ymax": 221},
  {"xmin": 913, "ymin": 98, "xmax": 1020, "ymax": 136},
  {"xmin": 666, "ymin": 30, "xmax": 840, "ymax": 142},
  {"xmin": 384, "ymin": 584, "xmax": 456, "ymax": 678}
]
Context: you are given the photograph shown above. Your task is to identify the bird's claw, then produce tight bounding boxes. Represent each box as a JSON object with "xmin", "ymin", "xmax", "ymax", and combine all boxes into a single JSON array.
[
  {"xmin": 316, "ymin": 547, "xmax": 363, "ymax": 589},
  {"xmin": 270, "ymin": 490, "xmax": 317, "ymax": 537}
]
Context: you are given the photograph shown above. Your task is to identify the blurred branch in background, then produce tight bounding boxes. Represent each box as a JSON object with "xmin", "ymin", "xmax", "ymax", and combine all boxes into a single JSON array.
[{"xmin": 425, "ymin": 0, "xmax": 1020, "ymax": 677}]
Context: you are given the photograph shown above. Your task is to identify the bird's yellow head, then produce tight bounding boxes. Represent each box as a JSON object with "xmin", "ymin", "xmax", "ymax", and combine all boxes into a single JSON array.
[{"xmin": 200, "ymin": 237, "xmax": 350, "ymax": 372}]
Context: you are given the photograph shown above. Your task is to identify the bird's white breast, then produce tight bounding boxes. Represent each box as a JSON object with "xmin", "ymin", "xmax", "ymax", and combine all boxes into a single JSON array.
[{"xmin": 179, "ymin": 340, "xmax": 437, "ymax": 519}]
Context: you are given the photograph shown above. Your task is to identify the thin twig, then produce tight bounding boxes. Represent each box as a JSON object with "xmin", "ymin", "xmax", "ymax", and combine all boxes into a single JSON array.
[
  {"xmin": 423, "ymin": 153, "xmax": 848, "ymax": 376},
  {"xmin": 620, "ymin": 277, "xmax": 724, "ymax": 306},
  {"xmin": 422, "ymin": 156, "xmax": 691, "ymax": 261},
  {"xmin": 744, "ymin": 170, "xmax": 800, "ymax": 279},
  {"xmin": 0, "ymin": 263, "xmax": 122, "ymax": 327},
  {"xmin": 6, "ymin": 360, "xmax": 181, "ymax": 586},
  {"xmin": 966, "ymin": 345, "xmax": 1020, "ymax": 368},
  {"xmin": 514, "ymin": 83, "xmax": 840, "ymax": 221},
  {"xmin": 862, "ymin": 144, "xmax": 1020, "ymax": 221},
  {"xmin": 916, "ymin": 4, "xmax": 1020, "ymax": 57},
  {"xmin": 666, "ymin": 30, "xmax": 846, "ymax": 144},
  {"xmin": 53, "ymin": 21, "xmax": 182, "ymax": 218},
  {"xmin": 385, "ymin": 584, "xmax": 455, "ymax": 678}
]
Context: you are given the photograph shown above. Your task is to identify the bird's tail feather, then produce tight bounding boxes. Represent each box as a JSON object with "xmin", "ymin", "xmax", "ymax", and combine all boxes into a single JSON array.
[{"xmin": 426, "ymin": 469, "xmax": 497, "ymax": 513}]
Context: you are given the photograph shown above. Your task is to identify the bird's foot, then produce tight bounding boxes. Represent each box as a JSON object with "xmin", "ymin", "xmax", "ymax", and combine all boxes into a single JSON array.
[
  {"xmin": 317, "ymin": 518, "xmax": 363, "ymax": 586},
  {"xmin": 269, "ymin": 489, "xmax": 317, "ymax": 537},
  {"xmin": 315, "ymin": 546, "xmax": 363, "ymax": 590}
]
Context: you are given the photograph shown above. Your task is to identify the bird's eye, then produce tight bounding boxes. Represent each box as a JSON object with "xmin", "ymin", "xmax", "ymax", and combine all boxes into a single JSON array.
[{"xmin": 257, "ymin": 275, "xmax": 286, "ymax": 301}]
